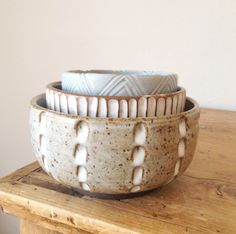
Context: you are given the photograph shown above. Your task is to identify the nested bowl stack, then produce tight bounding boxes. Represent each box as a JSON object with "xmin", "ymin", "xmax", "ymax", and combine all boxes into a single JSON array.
[{"xmin": 30, "ymin": 70, "xmax": 200, "ymax": 199}]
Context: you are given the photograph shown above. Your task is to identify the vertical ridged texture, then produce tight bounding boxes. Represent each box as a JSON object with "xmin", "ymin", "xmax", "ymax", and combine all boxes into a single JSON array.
[
  {"xmin": 49, "ymin": 90, "xmax": 55, "ymax": 111},
  {"xmin": 129, "ymin": 98, "xmax": 137, "ymax": 118},
  {"xmin": 147, "ymin": 97, "xmax": 156, "ymax": 117},
  {"xmin": 98, "ymin": 98, "xmax": 107, "ymax": 117},
  {"xmin": 74, "ymin": 121, "xmax": 90, "ymax": 191},
  {"xmin": 119, "ymin": 99, "xmax": 128, "ymax": 118},
  {"xmin": 46, "ymin": 89, "xmax": 50, "ymax": 109},
  {"xmin": 130, "ymin": 123, "xmax": 147, "ymax": 192},
  {"xmin": 165, "ymin": 97, "xmax": 172, "ymax": 116},
  {"xmin": 68, "ymin": 96, "xmax": 78, "ymax": 115},
  {"xmin": 138, "ymin": 97, "xmax": 147, "ymax": 117},
  {"xmin": 156, "ymin": 98, "xmax": 165, "ymax": 116},
  {"xmin": 172, "ymin": 95, "xmax": 178, "ymax": 114},
  {"xmin": 54, "ymin": 93, "xmax": 60, "ymax": 112},
  {"xmin": 182, "ymin": 92, "xmax": 186, "ymax": 112},
  {"xmin": 88, "ymin": 97, "xmax": 98, "ymax": 117},
  {"xmin": 60, "ymin": 94, "xmax": 68, "ymax": 114},
  {"xmin": 108, "ymin": 99, "xmax": 119, "ymax": 118},
  {"xmin": 77, "ymin": 96, "xmax": 87, "ymax": 117},
  {"xmin": 177, "ymin": 94, "xmax": 183, "ymax": 113},
  {"xmin": 45, "ymin": 86, "xmax": 185, "ymax": 117}
]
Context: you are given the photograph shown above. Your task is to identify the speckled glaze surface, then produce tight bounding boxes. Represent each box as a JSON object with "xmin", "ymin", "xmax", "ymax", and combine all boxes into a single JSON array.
[
  {"xmin": 30, "ymin": 94, "xmax": 199, "ymax": 198},
  {"xmin": 46, "ymin": 82, "xmax": 186, "ymax": 118},
  {"xmin": 61, "ymin": 70, "xmax": 178, "ymax": 96}
]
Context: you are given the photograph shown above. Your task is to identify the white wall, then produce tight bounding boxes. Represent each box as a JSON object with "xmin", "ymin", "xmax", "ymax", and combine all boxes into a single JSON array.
[{"xmin": 0, "ymin": 0, "xmax": 235, "ymax": 233}]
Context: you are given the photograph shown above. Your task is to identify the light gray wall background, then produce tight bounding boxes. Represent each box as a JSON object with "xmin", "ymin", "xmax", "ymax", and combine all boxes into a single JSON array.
[{"xmin": 0, "ymin": 0, "xmax": 236, "ymax": 233}]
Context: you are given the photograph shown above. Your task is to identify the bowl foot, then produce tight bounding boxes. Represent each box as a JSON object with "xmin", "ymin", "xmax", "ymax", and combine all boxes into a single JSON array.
[{"xmin": 71, "ymin": 188, "xmax": 156, "ymax": 200}]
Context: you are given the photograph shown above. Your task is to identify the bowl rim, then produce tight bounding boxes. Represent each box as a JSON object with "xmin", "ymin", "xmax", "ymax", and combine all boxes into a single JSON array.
[
  {"xmin": 31, "ymin": 94, "xmax": 199, "ymax": 123},
  {"xmin": 47, "ymin": 81, "xmax": 185, "ymax": 100},
  {"xmin": 62, "ymin": 69, "xmax": 178, "ymax": 78}
]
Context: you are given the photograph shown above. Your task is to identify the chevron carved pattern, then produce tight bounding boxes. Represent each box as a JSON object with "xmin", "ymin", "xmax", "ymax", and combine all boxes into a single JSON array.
[{"xmin": 61, "ymin": 71, "xmax": 178, "ymax": 96}]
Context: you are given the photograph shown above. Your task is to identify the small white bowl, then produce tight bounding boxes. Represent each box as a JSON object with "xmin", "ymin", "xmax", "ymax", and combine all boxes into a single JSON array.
[{"xmin": 61, "ymin": 70, "xmax": 178, "ymax": 96}]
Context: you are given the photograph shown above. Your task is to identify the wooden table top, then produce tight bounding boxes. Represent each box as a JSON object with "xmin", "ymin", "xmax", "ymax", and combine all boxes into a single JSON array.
[{"xmin": 0, "ymin": 108, "xmax": 236, "ymax": 234}]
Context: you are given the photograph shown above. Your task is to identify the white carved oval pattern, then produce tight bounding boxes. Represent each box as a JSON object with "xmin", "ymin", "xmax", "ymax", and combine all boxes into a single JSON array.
[
  {"xmin": 132, "ymin": 167, "xmax": 144, "ymax": 185},
  {"xmin": 130, "ymin": 122, "xmax": 147, "ymax": 192},
  {"xmin": 132, "ymin": 146, "xmax": 146, "ymax": 167},
  {"xmin": 74, "ymin": 120, "xmax": 90, "ymax": 191},
  {"xmin": 38, "ymin": 111, "xmax": 50, "ymax": 175},
  {"xmin": 174, "ymin": 118, "xmax": 187, "ymax": 177},
  {"xmin": 39, "ymin": 135, "xmax": 47, "ymax": 156},
  {"xmin": 74, "ymin": 145, "xmax": 87, "ymax": 166},
  {"xmin": 76, "ymin": 121, "xmax": 89, "ymax": 145},
  {"xmin": 179, "ymin": 119, "xmax": 187, "ymax": 138},
  {"xmin": 134, "ymin": 123, "xmax": 146, "ymax": 145},
  {"xmin": 76, "ymin": 166, "xmax": 88, "ymax": 182},
  {"xmin": 130, "ymin": 186, "xmax": 141, "ymax": 193},
  {"xmin": 178, "ymin": 139, "xmax": 185, "ymax": 158}
]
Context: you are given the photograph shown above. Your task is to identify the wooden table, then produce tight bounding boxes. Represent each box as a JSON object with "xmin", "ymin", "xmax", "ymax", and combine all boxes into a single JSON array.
[{"xmin": 0, "ymin": 109, "xmax": 236, "ymax": 234}]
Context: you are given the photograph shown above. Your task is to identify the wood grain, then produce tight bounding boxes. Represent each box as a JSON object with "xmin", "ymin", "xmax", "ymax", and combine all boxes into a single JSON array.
[
  {"xmin": 20, "ymin": 219, "xmax": 61, "ymax": 234},
  {"xmin": 0, "ymin": 108, "xmax": 235, "ymax": 234}
]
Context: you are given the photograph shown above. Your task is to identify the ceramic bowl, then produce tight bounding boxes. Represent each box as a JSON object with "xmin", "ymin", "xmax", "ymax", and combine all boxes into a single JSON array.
[
  {"xmin": 61, "ymin": 70, "xmax": 178, "ymax": 96},
  {"xmin": 46, "ymin": 81, "xmax": 186, "ymax": 118},
  {"xmin": 30, "ymin": 94, "xmax": 199, "ymax": 199}
]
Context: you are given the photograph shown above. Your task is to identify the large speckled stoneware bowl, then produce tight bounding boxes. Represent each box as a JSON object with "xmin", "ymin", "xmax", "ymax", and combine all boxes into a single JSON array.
[{"xmin": 30, "ymin": 94, "xmax": 200, "ymax": 199}]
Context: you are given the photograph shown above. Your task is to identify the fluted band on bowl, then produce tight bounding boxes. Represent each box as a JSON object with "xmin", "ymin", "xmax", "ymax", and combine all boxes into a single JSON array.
[
  {"xmin": 46, "ymin": 81, "xmax": 186, "ymax": 118},
  {"xmin": 61, "ymin": 70, "xmax": 178, "ymax": 96},
  {"xmin": 30, "ymin": 94, "xmax": 199, "ymax": 198}
]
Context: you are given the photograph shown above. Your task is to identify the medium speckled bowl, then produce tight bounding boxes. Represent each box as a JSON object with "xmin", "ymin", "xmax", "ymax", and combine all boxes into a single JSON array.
[
  {"xmin": 46, "ymin": 81, "xmax": 186, "ymax": 118},
  {"xmin": 30, "ymin": 94, "xmax": 199, "ymax": 199}
]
